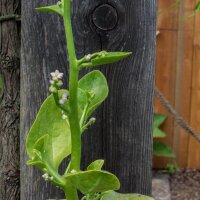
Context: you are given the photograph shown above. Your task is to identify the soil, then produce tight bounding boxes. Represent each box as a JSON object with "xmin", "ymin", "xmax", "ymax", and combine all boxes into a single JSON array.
[{"xmin": 170, "ymin": 169, "xmax": 200, "ymax": 200}]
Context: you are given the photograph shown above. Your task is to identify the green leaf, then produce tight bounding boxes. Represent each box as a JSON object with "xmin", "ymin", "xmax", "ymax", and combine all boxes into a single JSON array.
[
  {"xmin": 153, "ymin": 128, "xmax": 166, "ymax": 138},
  {"xmin": 195, "ymin": 2, "xmax": 200, "ymax": 12},
  {"xmin": 65, "ymin": 170, "xmax": 120, "ymax": 194},
  {"xmin": 91, "ymin": 52, "xmax": 132, "ymax": 67},
  {"xmin": 154, "ymin": 114, "xmax": 166, "ymax": 128},
  {"xmin": 27, "ymin": 160, "xmax": 46, "ymax": 171},
  {"xmin": 77, "ymin": 88, "xmax": 88, "ymax": 120},
  {"xmin": 87, "ymin": 160, "xmax": 104, "ymax": 170},
  {"xmin": 101, "ymin": 191, "xmax": 154, "ymax": 200},
  {"xmin": 153, "ymin": 142, "xmax": 175, "ymax": 158},
  {"xmin": 26, "ymin": 90, "xmax": 71, "ymax": 171},
  {"xmin": 78, "ymin": 70, "xmax": 108, "ymax": 118},
  {"xmin": 36, "ymin": 3, "xmax": 64, "ymax": 16}
]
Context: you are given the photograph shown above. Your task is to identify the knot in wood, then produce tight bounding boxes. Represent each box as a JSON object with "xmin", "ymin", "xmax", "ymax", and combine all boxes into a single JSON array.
[{"xmin": 92, "ymin": 4, "xmax": 118, "ymax": 31}]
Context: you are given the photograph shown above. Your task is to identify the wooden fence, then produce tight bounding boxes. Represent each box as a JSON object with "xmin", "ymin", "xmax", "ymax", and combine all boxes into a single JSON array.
[{"xmin": 154, "ymin": 0, "xmax": 200, "ymax": 169}]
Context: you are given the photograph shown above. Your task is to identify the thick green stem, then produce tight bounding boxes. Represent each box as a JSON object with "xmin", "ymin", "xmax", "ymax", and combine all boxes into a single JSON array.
[
  {"xmin": 64, "ymin": 182, "xmax": 79, "ymax": 200},
  {"xmin": 64, "ymin": 0, "xmax": 81, "ymax": 172},
  {"xmin": 63, "ymin": 0, "xmax": 80, "ymax": 199}
]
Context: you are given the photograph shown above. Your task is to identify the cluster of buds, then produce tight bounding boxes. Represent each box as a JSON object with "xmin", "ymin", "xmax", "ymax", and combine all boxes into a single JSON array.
[
  {"xmin": 49, "ymin": 70, "xmax": 64, "ymax": 93},
  {"xmin": 59, "ymin": 92, "xmax": 68, "ymax": 105},
  {"xmin": 42, "ymin": 173, "xmax": 53, "ymax": 182}
]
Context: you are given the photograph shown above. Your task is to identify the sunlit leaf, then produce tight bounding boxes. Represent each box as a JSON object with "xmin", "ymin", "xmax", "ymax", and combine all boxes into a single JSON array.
[
  {"xmin": 91, "ymin": 52, "xmax": 132, "ymax": 67},
  {"xmin": 36, "ymin": 3, "xmax": 64, "ymax": 16},
  {"xmin": 78, "ymin": 70, "xmax": 108, "ymax": 118},
  {"xmin": 65, "ymin": 170, "xmax": 120, "ymax": 194},
  {"xmin": 87, "ymin": 160, "xmax": 104, "ymax": 170},
  {"xmin": 101, "ymin": 191, "xmax": 154, "ymax": 200},
  {"xmin": 77, "ymin": 88, "xmax": 88, "ymax": 120},
  {"xmin": 26, "ymin": 90, "xmax": 71, "ymax": 171}
]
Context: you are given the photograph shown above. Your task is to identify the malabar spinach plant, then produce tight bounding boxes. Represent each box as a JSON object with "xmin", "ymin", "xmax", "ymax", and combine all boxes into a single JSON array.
[
  {"xmin": 26, "ymin": 1, "xmax": 153, "ymax": 199},
  {"xmin": 153, "ymin": 114, "xmax": 175, "ymax": 158}
]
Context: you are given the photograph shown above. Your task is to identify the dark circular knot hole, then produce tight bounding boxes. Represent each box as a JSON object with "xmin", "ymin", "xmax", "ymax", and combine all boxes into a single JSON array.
[{"xmin": 92, "ymin": 4, "xmax": 118, "ymax": 31}]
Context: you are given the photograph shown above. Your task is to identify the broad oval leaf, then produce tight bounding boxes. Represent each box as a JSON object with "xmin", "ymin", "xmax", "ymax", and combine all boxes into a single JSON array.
[
  {"xmin": 26, "ymin": 90, "xmax": 71, "ymax": 171},
  {"xmin": 36, "ymin": 4, "xmax": 63, "ymax": 16},
  {"xmin": 78, "ymin": 70, "xmax": 108, "ymax": 118},
  {"xmin": 65, "ymin": 170, "xmax": 120, "ymax": 194},
  {"xmin": 91, "ymin": 52, "xmax": 132, "ymax": 67},
  {"xmin": 101, "ymin": 191, "xmax": 154, "ymax": 200},
  {"xmin": 153, "ymin": 141, "xmax": 175, "ymax": 158},
  {"xmin": 87, "ymin": 160, "xmax": 104, "ymax": 170}
]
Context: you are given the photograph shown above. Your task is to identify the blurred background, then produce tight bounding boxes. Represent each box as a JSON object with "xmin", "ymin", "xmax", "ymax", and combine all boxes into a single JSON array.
[{"xmin": 154, "ymin": 0, "xmax": 200, "ymax": 169}]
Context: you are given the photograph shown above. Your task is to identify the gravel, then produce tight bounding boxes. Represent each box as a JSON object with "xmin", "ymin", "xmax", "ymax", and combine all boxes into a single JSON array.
[
  {"xmin": 170, "ymin": 169, "xmax": 200, "ymax": 200},
  {"xmin": 50, "ymin": 169, "xmax": 200, "ymax": 200}
]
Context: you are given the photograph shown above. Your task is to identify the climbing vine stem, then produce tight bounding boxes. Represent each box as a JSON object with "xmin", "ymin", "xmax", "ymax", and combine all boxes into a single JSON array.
[{"xmin": 63, "ymin": 0, "xmax": 80, "ymax": 199}]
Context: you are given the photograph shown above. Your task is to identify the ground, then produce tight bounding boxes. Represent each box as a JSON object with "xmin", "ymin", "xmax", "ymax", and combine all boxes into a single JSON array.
[
  {"xmin": 170, "ymin": 169, "xmax": 200, "ymax": 200},
  {"xmin": 152, "ymin": 169, "xmax": 200, "ymax": 200}
]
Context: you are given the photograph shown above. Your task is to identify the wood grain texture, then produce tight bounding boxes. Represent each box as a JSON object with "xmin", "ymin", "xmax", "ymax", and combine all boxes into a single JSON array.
[
  {"xmin": 154, "ymin": 0, "xmax": 179, "ymax": 168},
  {"xmin": 188, "ymin": 0, "xmax": 200, "ymax": 168},
  {"xmin": 155, "ymin": 0, "xmax": 200, "ymax": 169},
  {"xmin": 172, "ymin": 0, "xmax": 195, "ymax": 167},
  {"xmin": 0, "ymin": 0, "xmax": 20, "ymax": 199},
  {"xmin": 20, "ymin": 0, "xmax": 157, "ymax": 199}
]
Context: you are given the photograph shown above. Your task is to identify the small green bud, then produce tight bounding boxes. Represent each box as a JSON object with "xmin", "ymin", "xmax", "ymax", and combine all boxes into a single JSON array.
[
  {"xmin": 57, "ymin": 80, "xmax": 63, "ymax": 87},
  {"xmin": 49, "ymin": 85, "xmax": 57, "ymax": 93},
  {"xmin": 90, "ymin": 117, "xmax": 96, "ymax": 124}
]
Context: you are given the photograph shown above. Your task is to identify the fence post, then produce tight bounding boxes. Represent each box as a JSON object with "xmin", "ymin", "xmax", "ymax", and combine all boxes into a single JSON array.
[
  {"xmin": 21, "ymin": 0, "xmax": 157, "ymax": 199},
  {"xmin": 0, "ymin": 0, "xmax": 20, "ymax": 199}
]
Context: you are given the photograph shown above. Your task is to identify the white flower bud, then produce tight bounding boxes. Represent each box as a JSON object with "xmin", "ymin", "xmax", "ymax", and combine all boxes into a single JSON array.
[
  {"xmin": 50, "ymin": 70, "xmax": 64, "ymax": 81},
  {"xmin": 42, "ymin": 173, "xmax": 49, "ymax": 181},
  {"xmin": 85, "ymin": 54, "xmax": 91, "ymax": 62},
  {"xmin": 62, "ymin": 114, "xmax": 68, "ymax": 120},
  {"xmin": 59, "ymin": 92, "xmax": 68, "ymax": 105}
]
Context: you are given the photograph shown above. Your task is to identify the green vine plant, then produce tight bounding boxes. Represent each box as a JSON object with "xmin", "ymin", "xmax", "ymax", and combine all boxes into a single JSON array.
[
  {"xmin": 25, "ymin": 1, "xmax": 153, "ymax": 200},
  {"xmin": 153, "ymin": 114, "xmax": 175, "ymax": 158},
  {"xmin": 153, "ymin": 114, "xmax": 179, "ymax": 174}
]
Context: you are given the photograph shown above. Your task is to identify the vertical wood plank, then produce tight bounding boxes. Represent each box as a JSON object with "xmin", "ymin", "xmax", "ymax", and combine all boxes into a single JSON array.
[
  {"xmin": 172, "ymin": 0, "xmax": 196, "ymax": 167},
  {"xmin": 154, "ymin": 0, "xmax": 179, "ymax": 168},
  {"xmin": 21, "ymin": 0, "xmax": 157, "ymax": 199},
  {"xmin": 188, "ymin": 2, "xmax": 200, "ymax": 168},
  {"xmin": 155, "ymin": 0, "xmax": 198, "ymax": 168},
  {"xmin": 0, "ymin": 0, "xmax": 20, "ymax": 199}
]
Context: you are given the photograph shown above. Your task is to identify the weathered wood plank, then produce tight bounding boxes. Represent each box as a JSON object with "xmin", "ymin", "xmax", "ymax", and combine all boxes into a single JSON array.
[
  {"xmin": 21, "ymin": 0, "xmax": 156, "ymax": 199},
  {"xmin": 0, "ymin": 0, "xmax": 20, "ymax": 199},
  {"xmin": 155, "ymin": 0, "xmax": 199, "ymax": 169},
  {"xmin": 188, "ymin": 5, "xmax": 200, "ymax": 168},
  {"xmin": 154, "ymin": 0, "xmax": 179, "ymax": 168},
  {"xmin": 173, "ymin": 0, "xmax": 196, "ymax": 168}
]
